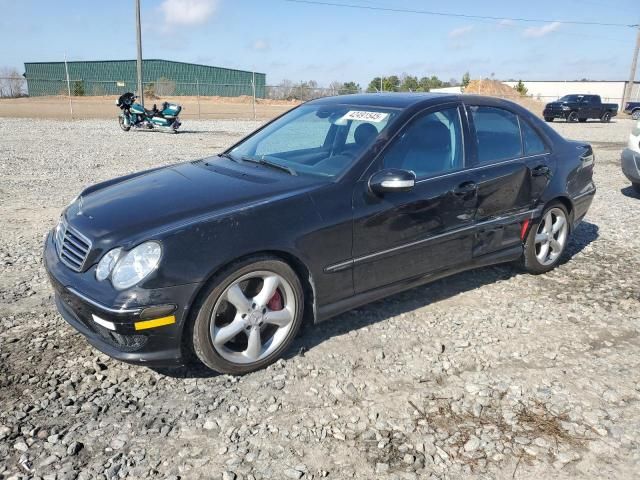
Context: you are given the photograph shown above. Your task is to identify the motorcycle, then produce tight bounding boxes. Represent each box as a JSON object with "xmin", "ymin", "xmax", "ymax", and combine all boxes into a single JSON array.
[{"xmin": 116, "ymin": 92, "xmax": 182, "ymax": 133}]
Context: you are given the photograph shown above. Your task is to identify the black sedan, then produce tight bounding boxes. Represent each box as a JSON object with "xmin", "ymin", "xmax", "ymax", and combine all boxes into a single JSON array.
[{"xmin": 44, "ymin": 93, "xmax": 596, "ymax": 374}]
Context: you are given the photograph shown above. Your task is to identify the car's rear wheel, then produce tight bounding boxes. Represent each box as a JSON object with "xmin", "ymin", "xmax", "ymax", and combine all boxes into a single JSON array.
[
  {"xmin": 522, "ymin": 203, "xmax": 570, "ymax": 274},
  {"xmin": 601, "ymin": 112, "xmax": 612, "ymax": 123},
  {"xmin": 544, "ymin": 117, "xmax": 554, "ymax": 122},
  {"xmin": 631, "ymin": 110, "xmax": 640, "ymax": 120},
  {"xmin": 191, "ymin": 257, "xmax": 304, "ymax": 374},
  {"xmin": 633, "ymin": 182, "xmax": 640, "ymax": 194},
  {"xmin": 567, "ymin": 111, "xmax": 579, "ymax": 123}
]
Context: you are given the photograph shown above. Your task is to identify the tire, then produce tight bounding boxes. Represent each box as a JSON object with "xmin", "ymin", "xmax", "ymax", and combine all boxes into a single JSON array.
[
  {"xmin": 191, "ymin": 257, "xmax": 305, "ymax": 375},
  {"xmin": 633, "ymin": 183, "xmax": 640, "ymax": 194},
  {"xmin": 601, "ymin": 112, "xmax": 611, "ymax": 123},
  {"xmin": 544, "ymin": 117, "xmax": 554, "ymax": 122},
  {"xmin": 118, "ymin": 115, "xmax": 130, "ymax": 132},
  {"xmin": 567, "ymin": 111, "xmax": 579, "ymax": 123},
  {"xmin": 578, "ymin": 118, "xmax": 587, "ymax": 123},
  {"xmin": 632, "ymin": 110, "xmax": 640, "ymax": 120},
  {"xmin": 521, "ymin": 202, "xmax": 570, "ymax": 274}
]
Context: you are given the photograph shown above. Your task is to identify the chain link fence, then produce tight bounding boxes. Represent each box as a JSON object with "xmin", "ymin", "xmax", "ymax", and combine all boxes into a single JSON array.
[
  {"xmin": 0, "ymin": 77, "xmax": 365, "ymax": 120},
  {"xmin": 1, "ymin": 76, "xmax": 637, "ymax": 121}
]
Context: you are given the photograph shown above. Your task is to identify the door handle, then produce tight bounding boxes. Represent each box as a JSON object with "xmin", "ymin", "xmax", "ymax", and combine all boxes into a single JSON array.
[
  {"xmin": 452, "ymin": 181, "xmax": 478, "ymax": 195},
  {"xmin": 532, "ymin": 165, "xmax": 551, "ymax": 177}
]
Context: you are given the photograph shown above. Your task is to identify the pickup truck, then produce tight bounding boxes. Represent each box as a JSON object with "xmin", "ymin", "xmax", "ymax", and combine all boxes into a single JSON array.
[
  {"xmin": 543, "ymin": 94, "xmax": 618, "ymax": 123},
  {"xmin": 623, "ymin": 101, "xmax": 640, "ymax": 120}
]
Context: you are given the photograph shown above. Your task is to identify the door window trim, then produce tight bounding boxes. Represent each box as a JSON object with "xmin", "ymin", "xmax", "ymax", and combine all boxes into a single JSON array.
[{"xmin": 415, "ymin": 152, "xmax": 547, "ymax": 184}]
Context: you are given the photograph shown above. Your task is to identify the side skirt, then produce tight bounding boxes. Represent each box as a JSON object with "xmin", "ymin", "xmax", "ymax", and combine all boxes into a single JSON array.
[{"xmin": 316, "ymin": 244, "xmax": 523, "ymax": 323}]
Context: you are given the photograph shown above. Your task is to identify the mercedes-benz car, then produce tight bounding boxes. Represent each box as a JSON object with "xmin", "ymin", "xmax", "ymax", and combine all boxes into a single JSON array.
[{"xmin": 44, "ymin": 93, "xmax": 596, "ymax": 374}]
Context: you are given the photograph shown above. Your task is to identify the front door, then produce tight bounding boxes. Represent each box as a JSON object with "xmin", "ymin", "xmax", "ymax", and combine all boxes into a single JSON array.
[{"xmin": 352, "ymin": 104, "xmax": 477, "ymax": 294}]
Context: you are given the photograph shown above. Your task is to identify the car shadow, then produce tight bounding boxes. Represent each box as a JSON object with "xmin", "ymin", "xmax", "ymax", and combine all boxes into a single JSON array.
[
  {"xmin": 155, "ymin": 221, "xmax": 599, "ymax": 379},
  {"xmin": 621, "ymin": 185, "xmax": 640, "ymax": 199},
  {"xmin": 289, "ymin": 220, "xmax": 599, "ymax": 361}
]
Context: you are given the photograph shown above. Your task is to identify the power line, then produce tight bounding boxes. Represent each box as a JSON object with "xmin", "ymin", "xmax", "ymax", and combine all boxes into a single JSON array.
[{"xmin": 284, "ymin": 0, "xmax": 638, "ymax": 28}]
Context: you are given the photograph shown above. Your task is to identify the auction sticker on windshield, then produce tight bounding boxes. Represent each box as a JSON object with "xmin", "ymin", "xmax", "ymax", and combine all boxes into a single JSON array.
[{"xmin": 341, "ymin": 111, "xmax": 389, "ymax": 123}]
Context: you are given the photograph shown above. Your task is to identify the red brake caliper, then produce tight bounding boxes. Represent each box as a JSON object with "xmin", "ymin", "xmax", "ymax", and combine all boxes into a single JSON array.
[{"xmin": 267, "ymin": 289, "xmax": 284, "ymax": 311}]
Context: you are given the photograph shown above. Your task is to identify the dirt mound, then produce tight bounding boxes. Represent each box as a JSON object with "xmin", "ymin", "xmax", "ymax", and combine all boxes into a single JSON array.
[{"xmin": 465, "ymin": 79, "xmax": 544, "ymax": 115}]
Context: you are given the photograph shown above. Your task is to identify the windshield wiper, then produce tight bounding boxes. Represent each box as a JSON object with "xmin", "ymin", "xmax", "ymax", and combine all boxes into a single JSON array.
[
  {"xmin": 241, "ymin": 156, "xmax": 297, "ymax": 176},
  {"xmin": 219, "ymin": 152, "xmax": 239, "ymax": 163}
]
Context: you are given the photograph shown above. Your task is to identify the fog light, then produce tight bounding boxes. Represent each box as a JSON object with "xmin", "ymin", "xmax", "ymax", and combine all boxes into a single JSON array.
[{"xmin": 92, "ymin": 314, "xmax": 116, "ymax": 331}]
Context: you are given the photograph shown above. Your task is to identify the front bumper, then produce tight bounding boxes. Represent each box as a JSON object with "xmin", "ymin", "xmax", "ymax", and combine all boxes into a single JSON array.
[
  {"xmin": 44, "ymin": 231, "xmax": 201, "ymax": 367},
  {"xmin": 621, "ymin": 148, "xmax": 640, "ymax": 184},
  {"xmin": 543, "ymin": 109, "xmax": 569, "ymax": 119}
]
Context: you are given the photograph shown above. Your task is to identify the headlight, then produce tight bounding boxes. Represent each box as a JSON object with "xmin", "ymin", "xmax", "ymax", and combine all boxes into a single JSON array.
[
  {"xmin": 111, "ymin": 241, "xmax": 162, "ymax": 290},
  {"xmin": 95, "ymin": 247, "xmax": 122, "ymax": 281},
  {"xmin": 561, "ymin": 105, "xmax": 570, "ymax": 111}
]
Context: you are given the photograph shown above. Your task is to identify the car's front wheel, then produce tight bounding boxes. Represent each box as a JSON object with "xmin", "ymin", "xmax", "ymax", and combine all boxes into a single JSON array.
[
  {"xmin": 631, "ymin": 110, "xmax": 640, "ymax": 120},
  {"xmin": 633, "ymin": 182, "xmax": 640, "ymax": 194},
  {"xmin": 191, "ymin": 257, "xmax": 304, "ymax": 374},
  {"xmin": 567, "ymin": 111, "xmax": 579, "ymax": 123},
  {"xmin": 601, "ymin": 112, "xmax": 612, "ymax": 123},
  {"xmin": 544, "ymin": 117, "xmax": 554, "ymax": 122},
  {"xmin": 522, "ymin": 203, "xmax": 570, "ymax": 274}
]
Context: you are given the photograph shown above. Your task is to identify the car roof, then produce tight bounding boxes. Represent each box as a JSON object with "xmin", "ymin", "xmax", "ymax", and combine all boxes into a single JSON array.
[
  {"xmin": 307, "ymin": 92, "xmax": 539, "ymax": 112},
  {"xmin": 308, "ymin": 92, "xmax": 459, "ymax": 109}
]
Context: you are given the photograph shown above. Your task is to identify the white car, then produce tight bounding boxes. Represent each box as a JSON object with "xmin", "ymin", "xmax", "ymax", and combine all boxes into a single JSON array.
[{"xmin": 621, "ymin": 120, "xmax": 640, "ymax": 193}]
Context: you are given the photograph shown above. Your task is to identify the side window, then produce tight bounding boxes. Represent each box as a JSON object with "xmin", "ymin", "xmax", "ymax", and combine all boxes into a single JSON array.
[
  {"xmin": 382, "ymin": 107, "xmax": 463, "ymax": 178},
  {"xmin": 469, "ymin": 106, "xmax": 522, "ymax": 164},
  {"xmin": 520, "ymin": 119, "xmax": 547, "ymax": 156}
]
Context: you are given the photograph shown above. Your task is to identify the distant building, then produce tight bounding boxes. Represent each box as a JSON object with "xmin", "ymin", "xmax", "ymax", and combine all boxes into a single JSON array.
[{"xmin": 23, "ymin": 59, "xmax": 266, "ymax": 98}]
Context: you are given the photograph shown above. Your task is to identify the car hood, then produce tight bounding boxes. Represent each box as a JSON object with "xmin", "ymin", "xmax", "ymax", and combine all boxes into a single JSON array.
[
  {"xmin": 545, "ymin": 101, "xmax": 570, "ymax": 108},
  {"xmin": 65, "ymin": 158, "xmax": 322, "ymax": 244}
]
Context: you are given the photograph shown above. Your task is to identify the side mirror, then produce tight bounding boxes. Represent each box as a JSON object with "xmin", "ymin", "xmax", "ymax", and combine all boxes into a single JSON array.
[{"xmin": 369, "ymin": 169, "xmax": 416, "ymax": 195}]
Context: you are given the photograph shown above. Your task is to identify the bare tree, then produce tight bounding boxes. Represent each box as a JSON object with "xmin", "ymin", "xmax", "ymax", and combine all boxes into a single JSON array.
[
  {"xmin": 328, "ymin": 80, "xmax": 342, "ymax": 96},
  {"xmin": 0, "ymin": 67, "xmax": 25, "ymax": 98}
]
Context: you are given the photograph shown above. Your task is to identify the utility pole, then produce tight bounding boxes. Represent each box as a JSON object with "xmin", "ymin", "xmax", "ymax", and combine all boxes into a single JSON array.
[
  {"xmin": 135, "ymin": 0, "xmax": 144, "ymax": 106},
  {"xmin": 64, "ymin": 53, "xmax": 73, "ymax": 119},
  {"xmin": 623, "ymin": 24, "xmax": 640, "ymax": 107}
]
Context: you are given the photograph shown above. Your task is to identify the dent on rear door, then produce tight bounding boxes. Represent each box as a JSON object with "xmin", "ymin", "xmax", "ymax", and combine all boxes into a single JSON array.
[{"xmin": 473, "ymin": 161, "xmax": 531, "ymax": 256}]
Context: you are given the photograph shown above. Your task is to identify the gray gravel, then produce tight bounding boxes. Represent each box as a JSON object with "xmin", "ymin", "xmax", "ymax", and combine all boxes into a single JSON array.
[{"xmin": 1, "ymin": 116, "xmax": 639, "ymax": 479}]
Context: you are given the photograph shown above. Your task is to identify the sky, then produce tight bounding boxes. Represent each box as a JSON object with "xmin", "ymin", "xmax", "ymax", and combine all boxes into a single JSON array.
[{"xmin": 0, "ymin": 0, "xmax": 638, "ymax": 87}]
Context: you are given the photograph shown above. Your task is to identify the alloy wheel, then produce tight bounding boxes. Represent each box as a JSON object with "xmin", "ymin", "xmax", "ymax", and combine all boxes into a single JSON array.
[
  {"xmin": 534, "ymin": 208, "xmax": 568, "ymax": 266},
  {"xmin": 210, "ymin": 271, "xmax": 296, "ymax": 364}
]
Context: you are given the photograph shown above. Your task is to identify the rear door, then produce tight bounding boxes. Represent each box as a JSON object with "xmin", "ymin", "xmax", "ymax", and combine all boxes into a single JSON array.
[
  {"xmin": 584, "ymin": 95, "xmax": 601, "ymax": 118},
  {"xmin": 465, "ymin": 104, "xmax": 553, "ymax": 256}
]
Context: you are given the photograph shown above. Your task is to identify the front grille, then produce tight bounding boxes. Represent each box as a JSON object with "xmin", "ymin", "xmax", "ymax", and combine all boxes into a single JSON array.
[{"xmin": 54, "ymin": 219, "xmax": 92, "ymax": 272}]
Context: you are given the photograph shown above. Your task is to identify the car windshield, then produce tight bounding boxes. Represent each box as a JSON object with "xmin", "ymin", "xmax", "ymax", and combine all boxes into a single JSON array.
[
  {"xmin": 227, "ymin": 103, "xmax": 400, "ymax": 177},
  {"xmin": 558, "ymin": 95, "xmax": 583, "ymax": 102}
]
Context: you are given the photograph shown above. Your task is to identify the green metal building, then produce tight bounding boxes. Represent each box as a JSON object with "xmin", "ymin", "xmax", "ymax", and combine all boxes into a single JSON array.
[{"xmin": 23, "ymin": 59, "xmax": 266, "ymax": 98}]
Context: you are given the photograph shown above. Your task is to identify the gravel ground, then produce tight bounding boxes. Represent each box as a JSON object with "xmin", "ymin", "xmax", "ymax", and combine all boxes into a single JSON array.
[{"xmin": 0, "ymin": 117, "xmax": 639, "ymax": 480}]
